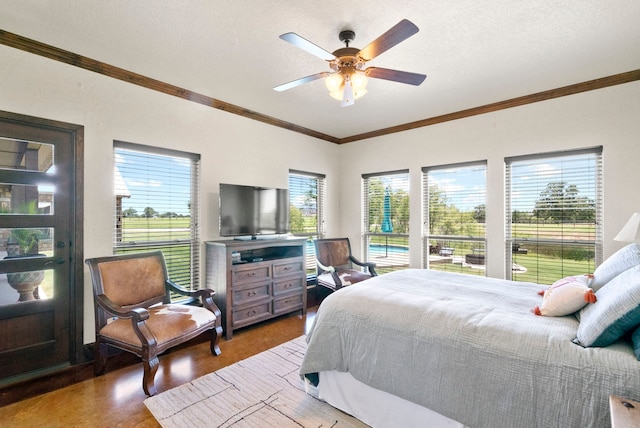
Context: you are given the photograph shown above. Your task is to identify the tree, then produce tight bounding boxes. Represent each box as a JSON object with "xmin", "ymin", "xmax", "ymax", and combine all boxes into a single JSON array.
[
  {"xmin": 366, "ymin": 178, "xmax": 410, "ymax": 234},
  {"xmin": 123, "ymin": 208, "xmax": 137, "ymax": 217},
  {"xmin": 387, "ymin": 188, "xmax": 410, "ymax": 234},
  {"xmin": 289, "ymin": 205, "xmax": 305, "ymax": 233},
  {"xmin": 427, "ymin": 184, "xmax": 449, "ymax": 233},
  {"xmin": 143, "ymin": 207, "xmax": 157, "ymax": 218},
  {"xmin": 533, "ymin": 181, "xmax": 595, "ymax": 223},
  {"xmin": 473, "ymin": 204, "xmax": 486, "ymax": 223},
  {"xmin": 367, "ymin": 179, "xmax": 385, "ymax": 233}
]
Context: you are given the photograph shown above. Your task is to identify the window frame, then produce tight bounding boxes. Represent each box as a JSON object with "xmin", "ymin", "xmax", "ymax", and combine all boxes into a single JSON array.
[
  {"xmin": 113, "ymin": 141, "xmax": 201, "ymax": 291},
  {"xmin": 362, "ymin": 169, "xmax": 410, "ymax": 273},
  {"xmin": 288, "ymin": 169, "xmax": 326, "ymax": 277},
  {"xmin": 422, "ymin": 161, "xmax": 487, "ymax": 275},
  {"xmin": 505, "ymin": 146, "xmax": 603, "ymax": 283}
]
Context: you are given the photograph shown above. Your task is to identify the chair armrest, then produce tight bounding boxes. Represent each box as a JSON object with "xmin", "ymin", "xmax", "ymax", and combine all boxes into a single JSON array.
[
  {"xmin": 349, "ymin": 256, "xmax": 378, "ymax": 276},
  {"xmin": 166, "ymin": 280, "xmax": 222, "ymax": 319},
  {"xmin": 316, "ymin": 258, "xmax": 335, "ymax": 274},
  {"xmin": 95, "ymin": 294, "xmax": 150, "ymax": 322},
  {"xmin": 315, "ymin": 259, "xmax": 344, "ymax": 288}
]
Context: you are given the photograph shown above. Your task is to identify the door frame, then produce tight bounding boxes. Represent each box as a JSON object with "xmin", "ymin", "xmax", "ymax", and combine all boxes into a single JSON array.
[{"xmin": 0, "ymin": 110, "xmax": 84, "ymax": 373}]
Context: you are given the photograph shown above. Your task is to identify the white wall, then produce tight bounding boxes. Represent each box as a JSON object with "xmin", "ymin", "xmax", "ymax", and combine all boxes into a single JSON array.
[
  {"xmin": 0, "ymin": 46, "xmax": 341, "ymax": 343},
  {"xmin": 338, "ymin": 81, "xmax": 640, "ymax": 278},
  {"xmin": 2, "ymin": 44, "xmax": 640, "ymax": 343}
]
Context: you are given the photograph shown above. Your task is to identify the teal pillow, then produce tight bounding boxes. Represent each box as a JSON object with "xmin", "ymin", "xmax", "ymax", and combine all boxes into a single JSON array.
[
  {"xmin": 592, "ymin": 243, "xmax": 640, "ymax": 291},
  {"xmin": 574, "ymin": 265, "xmax": 640, "ymax": 347},
  {"xmin": 631, "ymin": 327, "xmax": 640, "ymax": 360}
]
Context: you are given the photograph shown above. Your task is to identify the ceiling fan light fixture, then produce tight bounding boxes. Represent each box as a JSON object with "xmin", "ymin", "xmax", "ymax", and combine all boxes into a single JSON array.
[
  {"xmin": 325, "ymin": 73, "xmax": 343, "ymax": 92},
  {"xmin": 329, "ymin": 88, "xmax": 367, "ymax": 101},
  {"xmin": 351, "ymin": 71, "xmax": 368, "ymax": 92},
  {"xmin": 327, "ymin": 71, "xmax": 368, "ymax": 106},
  {"xmin": 329, "ymin": 89, "xmax": 344, "ymax": 101}
]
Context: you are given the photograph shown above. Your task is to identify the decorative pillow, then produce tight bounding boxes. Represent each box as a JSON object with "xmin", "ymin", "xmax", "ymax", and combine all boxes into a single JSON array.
[
  {"xmin": 574, "ymin": 265, "xmax": 640, "ymax": 347},
  {"xmin": 591, "ymin": 243, "xmax": 640, "ymax": 291},
  {"xmin": 631, "ymin": 326, "xmax": 640, "ymax": 360},
  {"xmin": 532, "ymin": 274, "xmax": 596, "ymax": 317}
]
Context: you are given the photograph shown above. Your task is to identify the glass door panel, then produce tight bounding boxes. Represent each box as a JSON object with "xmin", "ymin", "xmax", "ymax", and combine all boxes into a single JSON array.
[{"xmin": 0, "ymin": 114, "xmax": 77, "ymax": 383}]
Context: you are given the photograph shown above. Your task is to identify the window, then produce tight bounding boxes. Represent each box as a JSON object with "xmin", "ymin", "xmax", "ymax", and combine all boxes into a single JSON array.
[
  {"xmin": 423, "ymin": 162, "xmax": 487, "ymax": 275},
  {"xmin": 288, "ymin": 170, "xmax": 325, "ymax": 275},
  {"xmin": 363, "ymin": 170, "xmax": 410, "ymax": 273},
  {"xmin": 114, "ymin": 141, "xmax": 201, "ymax": 291},
  {"xmin": 505, "ymin": 147, "xmax": 603, "ymax": 284}
]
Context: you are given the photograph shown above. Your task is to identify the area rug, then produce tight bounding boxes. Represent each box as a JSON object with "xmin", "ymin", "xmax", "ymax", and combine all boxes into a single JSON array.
[{"xmin": 144, "ymin": 335, "xmax": 368, "ymax": 427}]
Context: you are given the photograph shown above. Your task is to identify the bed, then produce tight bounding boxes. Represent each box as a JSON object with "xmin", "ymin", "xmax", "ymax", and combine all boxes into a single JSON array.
[{"xmin": 300, "ymin": 247, "xmax": 640, "ymax": 428}]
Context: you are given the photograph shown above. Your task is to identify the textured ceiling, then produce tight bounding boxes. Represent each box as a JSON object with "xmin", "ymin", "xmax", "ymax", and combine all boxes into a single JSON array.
[{"xmin": 2, "ymin": 0, "xmax": 639, "ymax": 140}]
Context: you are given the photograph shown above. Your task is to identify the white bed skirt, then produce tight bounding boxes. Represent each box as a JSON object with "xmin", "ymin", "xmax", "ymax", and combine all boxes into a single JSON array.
[{"xmin": 309, "ymin": 370, "xmax": 467, "ymax": 428}]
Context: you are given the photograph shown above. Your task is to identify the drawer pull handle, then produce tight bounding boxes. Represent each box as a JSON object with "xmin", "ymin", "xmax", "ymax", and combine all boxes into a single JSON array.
[
  {"xmin": 285, "ymin": 283, "xmax": 292, "ymax": 288},
  {"xmin": 248, "ymin": 291, "xmax": 257, "ymax": 297},
  {"xmin": 248, "ymin": 310, "xmax": 257, "ymax": 316},
  {"xmin": 283, "ymin": 266, "xmax": 291, "ymax": 271}
]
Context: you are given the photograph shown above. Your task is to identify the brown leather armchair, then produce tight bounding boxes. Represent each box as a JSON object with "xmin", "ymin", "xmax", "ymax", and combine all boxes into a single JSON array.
[
  {"xmin": 85, "ymin": 250, "xmax": 222, "ymax": 396},
  {"xmin": 314, "ymin": 238, "xmax": 377, "ymax": 291}
]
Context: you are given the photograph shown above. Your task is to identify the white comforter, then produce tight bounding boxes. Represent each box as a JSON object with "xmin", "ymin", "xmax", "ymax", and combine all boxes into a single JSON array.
[{"xmin": 300, "ymin": 269, "xmax": 640, "ymax": 428}]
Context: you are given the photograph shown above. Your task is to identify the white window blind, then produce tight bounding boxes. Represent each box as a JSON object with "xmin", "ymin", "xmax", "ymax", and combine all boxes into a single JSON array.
[
  {"xmin": 423, "ymin": 162, "xmax": 487, "ymax": 275},
  {"xmin": 289, "ymin": 170, "xmax": 326, "ymax": 275},
  {"xmin": 363, "ymin": 170, "xmax": 410, "ymax": 273},
  {"xmin": 505, "ymin": 147, "xmax": 603, "ymax": 284},
  {"xmin": 114, "ymin": 141, "xmax": 200, "ymax": 291}
]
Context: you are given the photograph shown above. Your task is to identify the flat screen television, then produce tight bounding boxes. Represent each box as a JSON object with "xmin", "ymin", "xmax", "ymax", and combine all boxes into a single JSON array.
[{"xmin": 219, "ymin": 183, "xmax": 290, "ymax": 238}]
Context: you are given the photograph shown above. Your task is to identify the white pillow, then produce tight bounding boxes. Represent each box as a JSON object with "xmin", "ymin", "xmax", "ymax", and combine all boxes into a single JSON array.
[
  {"xmin": 592, "ymin": 243, "xmax": 640, "ymax": 290},
  {"xmin": 532, "ymin": 274, "xmax": 596, "ymax": 317}
]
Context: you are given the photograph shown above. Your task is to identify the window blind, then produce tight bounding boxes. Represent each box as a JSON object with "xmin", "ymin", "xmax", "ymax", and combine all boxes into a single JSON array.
[
  {"xmin": 505, "ymin": 147, "xmax": 603, "ymax": 284},
  {"xmin": 362, "ymin": 170, "xmax": 410, "ymax": 273},
  {"xmin": 422, "ymin": 161, "xmax": 487, "ymax": 275},
  {"xmin": 289, "ymin": 170, "xmax": 326, "ymax": 275},
  {"xmin": 114, "ymin": 141, "xmax": 200, "ymax": 291}
]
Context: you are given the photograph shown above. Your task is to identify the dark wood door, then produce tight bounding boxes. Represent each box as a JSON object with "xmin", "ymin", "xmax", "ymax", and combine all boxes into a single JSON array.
[{"xmin": 0, "ymin": 111, "xmax": 83, "ymax": 384}]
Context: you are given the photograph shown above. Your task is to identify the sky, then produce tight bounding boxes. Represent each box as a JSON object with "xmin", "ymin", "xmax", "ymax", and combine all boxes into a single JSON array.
[
  {"xmin": 115, "ymin": 149, "xmax": 193, "ymax": 216},
  {"xmin": 427, "ymin": 153, "xmax": 597, "ymax": 212},
  {"xmin": 114, "ymin": 150, "xmax": 597, "ymax": 217}
]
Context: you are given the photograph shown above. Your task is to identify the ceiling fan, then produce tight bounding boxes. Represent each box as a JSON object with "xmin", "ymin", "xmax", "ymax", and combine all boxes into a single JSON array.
[{"xmin": 273, "ymin": 19, "xmax": 427, "ymax": 107}]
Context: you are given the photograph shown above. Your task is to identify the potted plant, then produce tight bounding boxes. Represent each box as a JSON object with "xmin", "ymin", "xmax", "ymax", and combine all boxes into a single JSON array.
[
  {"xmin": 4, "ymin": 219, "xmax": 46, "ymax": 302},
  {"xmin": 5, "ymin": 228, "xmax": 46, "ymax": 302}
]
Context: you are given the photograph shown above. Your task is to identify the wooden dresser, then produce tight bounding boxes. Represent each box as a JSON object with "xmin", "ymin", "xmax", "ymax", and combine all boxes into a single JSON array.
[
  {"xmin": 610, "ymin": 395, "xmax": 640, "ymax": 428},
  {"xmin": 205, "ymin": 238, "xmax": 307, "ymax": 339}
]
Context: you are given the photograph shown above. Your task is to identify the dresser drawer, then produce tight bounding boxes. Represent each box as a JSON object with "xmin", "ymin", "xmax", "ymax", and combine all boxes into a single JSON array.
[
  {"xmin": 232, "ymin": 301, "xmax": 271, "ymax": 328},
  {"xmin": 233, "ymin": 265, "xmax": 270, "ymax": 285},
  {"xmin": 232, "ymin": 281, "xmax": 270, "ymax": 306},
  {"xmin": 273, "ymin": 293, "xmax": 303, "ymax": 314},
  {"xmin": 272, "ymin": 259, "xmax": 304, "ymax": 278},
  {"xmin": 273, "ymin": 277, "xmax": 304, "ymax": 296}
]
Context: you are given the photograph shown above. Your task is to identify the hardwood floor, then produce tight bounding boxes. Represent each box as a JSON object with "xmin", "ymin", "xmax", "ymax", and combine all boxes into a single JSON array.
[{"xmin": 0, "ymin": 306, "xmax": 318, "ymax": 427}]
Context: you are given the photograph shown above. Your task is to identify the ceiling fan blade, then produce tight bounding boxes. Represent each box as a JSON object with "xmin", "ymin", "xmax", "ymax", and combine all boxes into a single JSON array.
[
  {"xmin": 273, "ymin": 72, "xmax": 328, "ymax": 92},
  {"xmin": 279, "ymin": 32, "xmax": 336, "ymax": 61},
  {"xmin": 357, "ymin": 19, "xmax": 419, "ymax": 62},
  {"xmin": 365, "ymin": 67, "xmax": 426, "ymax": 86}
]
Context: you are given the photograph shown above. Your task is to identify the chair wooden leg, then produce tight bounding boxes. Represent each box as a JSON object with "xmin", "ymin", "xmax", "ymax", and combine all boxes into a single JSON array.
[
  {"xmin": 142, "ymin": 355, "xmax": 159, "ymax": 396},
  {"xmin": 210, "ymin": 326, "xmax": 222, "ymax": 356},
  {"xmin": 94, "ymin": 339, "xmax": 108, "ymax": 376}
]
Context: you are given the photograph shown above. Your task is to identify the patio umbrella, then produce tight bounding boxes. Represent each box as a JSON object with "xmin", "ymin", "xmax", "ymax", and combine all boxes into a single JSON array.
[
  {"xmin": 381, "ymin": 188, "xmax": 393, "ymax": 256},
  {"xmin": 381, "ymin": 188, "xmax": 393, "ymax": 233}
]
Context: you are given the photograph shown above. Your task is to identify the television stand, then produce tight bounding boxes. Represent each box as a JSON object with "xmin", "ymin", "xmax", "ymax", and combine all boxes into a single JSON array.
[
  {"xmin": 205, "ymin": 237, "xmax": 307, "ymax": 340},
  {"xmin": 232, "ymin": 234, "xmax": 288, "ymax": 241}
]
